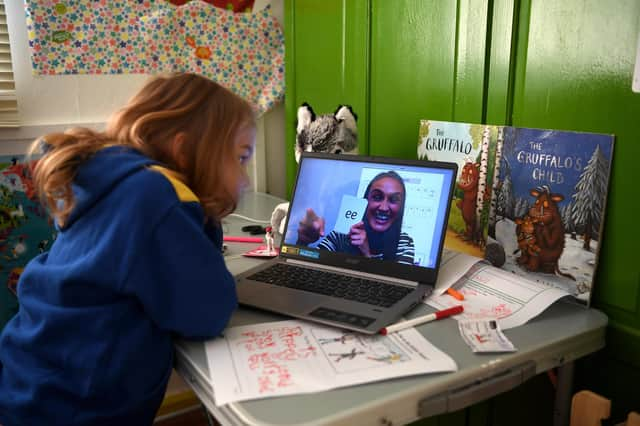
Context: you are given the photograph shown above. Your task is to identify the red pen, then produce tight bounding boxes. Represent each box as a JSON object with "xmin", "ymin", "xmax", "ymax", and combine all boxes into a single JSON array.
[
  {"xmin": 379, "ymin": 305, "xmax": 464, "ymax": 335},
  {"xmin": 223, "ymin": 236, "xmax": 264, "ymax": 243}
]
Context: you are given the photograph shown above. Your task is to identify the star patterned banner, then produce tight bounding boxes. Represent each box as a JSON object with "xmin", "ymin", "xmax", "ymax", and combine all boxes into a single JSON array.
[
  {"xmin": 25, "ymin": 0, "xmax": 155, "ymax": 74},
  {"xmin": 166, "ymin": 0, "xmax": 255, "ymax": 13},
  {"xmin": 24, "ymin": 0, "xmax": 284, "ymax": 113},
  {"xmin": 139, "ymin": 1, "xmax": 284, "ymax": 113}
]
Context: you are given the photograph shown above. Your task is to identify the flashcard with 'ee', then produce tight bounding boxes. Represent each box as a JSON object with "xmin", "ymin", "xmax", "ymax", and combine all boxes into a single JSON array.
[{"xmin": 333, "ymin": 195, "xmax": 368, "ymax": 234}]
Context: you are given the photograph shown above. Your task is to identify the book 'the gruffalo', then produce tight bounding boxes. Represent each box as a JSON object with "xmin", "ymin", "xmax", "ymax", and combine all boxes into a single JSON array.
[
  {"xmin": 417, "ymin": 120, "xmax": 502, "ymax": 259},
  {"xmin": 490, "ymin": 126, "xmax": 614, "ymax": 305}
]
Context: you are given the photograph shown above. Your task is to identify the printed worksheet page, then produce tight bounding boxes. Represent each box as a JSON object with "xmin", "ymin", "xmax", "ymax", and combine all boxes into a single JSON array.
[
  {"xmin": 435, "ymin": 249, "xmax": 484, "ymax": 294},
  {"xmin": 425, "ymin": 263, "xmax": 571, "ymax": 329},
  {"xmin": 206, "ymin": 320, "xmax": 457, "ymax": 405}
]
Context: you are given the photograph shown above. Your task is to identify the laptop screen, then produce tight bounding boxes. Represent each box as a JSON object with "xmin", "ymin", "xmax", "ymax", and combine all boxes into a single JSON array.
[{"xmin": 280, "ymin": 153, "xmax": 457, "ymax": 283}]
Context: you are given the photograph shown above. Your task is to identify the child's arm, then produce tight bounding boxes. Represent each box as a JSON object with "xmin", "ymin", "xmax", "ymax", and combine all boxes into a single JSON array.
[
  {"xmin": 203, "ymin": 217, "xmax": 224, "ymax": 249},
  {"xmin": 124, "ymin": 203, "xmax": 237, "ymax": 340}
]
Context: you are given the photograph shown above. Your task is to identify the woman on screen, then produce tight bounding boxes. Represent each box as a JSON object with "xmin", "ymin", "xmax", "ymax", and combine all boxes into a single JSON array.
[{"xmin": 297, "ymin": 171, "xmax": 415, "ymax": 264}]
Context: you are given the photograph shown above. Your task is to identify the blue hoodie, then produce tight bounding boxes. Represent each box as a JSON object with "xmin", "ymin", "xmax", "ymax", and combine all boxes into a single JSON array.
[{"xmin": 0, "ymin": 146, "xmax": 237, "ymax": 425}]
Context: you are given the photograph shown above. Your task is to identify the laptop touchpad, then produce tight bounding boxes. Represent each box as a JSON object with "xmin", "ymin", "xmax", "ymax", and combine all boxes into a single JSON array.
[{"xmin": 309, "ymin": 307, "xmax": 376, "ymax": 328}]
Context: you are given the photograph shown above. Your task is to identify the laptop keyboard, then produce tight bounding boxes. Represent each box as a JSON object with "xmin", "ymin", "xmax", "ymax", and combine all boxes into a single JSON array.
[{"xmin": 246, "ymin": 263, "xmax": 413, "ymax": 308}]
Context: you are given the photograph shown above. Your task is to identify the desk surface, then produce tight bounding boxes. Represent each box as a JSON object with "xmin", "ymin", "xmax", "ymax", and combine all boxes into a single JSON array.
[{"xmin": 175, "ymin": 192, "xmax": 607, "ymax": 426}]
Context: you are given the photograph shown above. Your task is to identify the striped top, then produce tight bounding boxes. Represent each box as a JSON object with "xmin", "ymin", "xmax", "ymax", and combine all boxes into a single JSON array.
[{"xmin": 318, "ymin": 231, "xmax": 415, "ymax": 265}]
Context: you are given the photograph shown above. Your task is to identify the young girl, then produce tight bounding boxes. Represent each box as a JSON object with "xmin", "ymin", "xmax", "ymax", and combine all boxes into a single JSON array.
[{"xmin": 0, "ymin": 73, "xmax": 256, "ymax": 425}]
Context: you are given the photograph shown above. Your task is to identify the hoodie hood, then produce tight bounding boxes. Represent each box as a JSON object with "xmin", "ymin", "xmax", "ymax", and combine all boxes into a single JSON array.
[{"xmin": 65, "ymin": 146, "xmax": 158, "ymax": 228}]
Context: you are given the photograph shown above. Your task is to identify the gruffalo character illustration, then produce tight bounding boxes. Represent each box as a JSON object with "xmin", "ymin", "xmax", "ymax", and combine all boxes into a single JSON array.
[
  {"xmin": 519, "ymin": 185, "xmax": 574, "ymax": 280},
  {"xmin": 514, "ymin": 214, "xmax": 541, "ymax": 260},
  {"xmin": 456, "ymin": 160, "xmax": 480, "ymax": 242}
]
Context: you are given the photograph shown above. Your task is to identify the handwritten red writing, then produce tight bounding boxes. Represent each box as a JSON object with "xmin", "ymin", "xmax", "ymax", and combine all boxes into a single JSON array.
[
  {"xmin": 239, "ymin": 330, "xmax": 276, "ymax": 351},
  {"xmin": 247, "ymin": 352, "xmax": 292, "ymax": 393},
  {"xmin": 474, "ymin": 271, "xmax": 493, "ymax": 285},
  {"xmin": 491, "ymin": 304, "xmax": 512, "ymax": 317},
  {"xmin": 275, "ymin": 326, "xmax": 316, "ymax": 360},
  {"xmin": 462, "ymin": 287, "xmax": 479, "ymax": 296},
  {"xmin": 242, "ymin": 326, "xmax": 319, "ymax": 393}
]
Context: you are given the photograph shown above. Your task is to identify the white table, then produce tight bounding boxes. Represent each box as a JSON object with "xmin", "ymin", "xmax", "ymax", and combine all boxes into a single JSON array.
[{"xmin": 175, "ymin": 192, "xmax": 607, "ymax": 426}]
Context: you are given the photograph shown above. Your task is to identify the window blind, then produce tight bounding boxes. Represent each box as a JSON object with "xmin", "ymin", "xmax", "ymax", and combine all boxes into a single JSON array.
[{"xmin": 0, "ymin": 0, "xmax": 19, "ymax": 127}]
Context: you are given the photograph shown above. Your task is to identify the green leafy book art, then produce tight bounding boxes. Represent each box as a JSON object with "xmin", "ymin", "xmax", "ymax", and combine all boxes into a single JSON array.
[
  {"xmin": 418, "ymin": 121, "xmax": 614, "ymax": 305},
  {"xmin": 417, "ymin": 120, "xmax": 502, "ymax": 258},
  {"xmin": 0, "ymin": 155, "xmax": 56, "ymax": 330}
]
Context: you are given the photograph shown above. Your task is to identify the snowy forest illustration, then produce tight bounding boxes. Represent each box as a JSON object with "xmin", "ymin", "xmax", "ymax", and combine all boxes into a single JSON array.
[{"xmin": 491, "ymin": 130, "xmax": 613, "ymax": 303}]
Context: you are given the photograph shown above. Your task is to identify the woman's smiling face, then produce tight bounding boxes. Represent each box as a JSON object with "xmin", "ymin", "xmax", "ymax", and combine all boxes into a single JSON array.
[{"xmin": 365, "ymin": 177, "xmax": 404, "ymax": 232}]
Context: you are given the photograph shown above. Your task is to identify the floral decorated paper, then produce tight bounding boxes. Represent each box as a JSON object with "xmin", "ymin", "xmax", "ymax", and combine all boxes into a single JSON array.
[
  {"xmin": 139, "ymin": 1, "xmax": 284, "ymax": 114},
  {"xmin": 25, "ymin": 0, "xmax": 284, "ymax": 113},
  {"xmin": 25, "ymin": 0, "xmax": 156, "ymax": 75},
  {"xmin": 167, "ymin": 0, "xmax": 255, "ymax": 12}
]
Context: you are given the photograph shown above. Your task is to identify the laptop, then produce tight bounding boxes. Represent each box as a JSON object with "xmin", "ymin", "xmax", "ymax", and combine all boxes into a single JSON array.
[{"xmin": 236, "ymin": 152, "xmax": 457, "ymax": 334}]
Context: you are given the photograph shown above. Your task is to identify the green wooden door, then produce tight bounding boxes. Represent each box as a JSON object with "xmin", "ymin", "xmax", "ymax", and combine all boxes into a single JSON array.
[
  {"xmin": 510, "ymin": 0, "xmax": 640, "ymax": 312},
  {"xmin": 285, "ymin": 0, "xmax": 640, "ymax": 422},
  {"xmin": 284, "ymin": 0, "xmax": 369, "ymax": 194},
  {"xmin": 507, "ymin": 0, "xmax": 640, "ymax": 418},
  {"xmin": 369, "ymin": 0, "xmax": 490, "ymax": 158},
  {"xmin": 285, "ymin": 0, "xmax": 492, "ymax": 179}
]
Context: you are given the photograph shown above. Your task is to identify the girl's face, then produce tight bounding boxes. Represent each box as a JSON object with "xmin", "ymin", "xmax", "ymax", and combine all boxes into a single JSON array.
[
  {"xmin": 226, "ymin": 126, "xmax": 256, "ymax": 196},
  {"xmin": 365, "ymin": 177, "xmax": 404, "ymax": 233}
]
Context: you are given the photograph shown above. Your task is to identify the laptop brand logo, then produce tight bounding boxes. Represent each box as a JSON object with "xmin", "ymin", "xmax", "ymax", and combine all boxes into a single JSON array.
[{"xmin": 299, "ymin": 249, "xmax": 320, "ymax": 259}]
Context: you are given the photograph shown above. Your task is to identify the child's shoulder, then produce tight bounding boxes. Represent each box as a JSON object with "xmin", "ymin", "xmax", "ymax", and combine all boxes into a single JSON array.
[
  {"xmin": 112, "ymin": 164, "xmax": 199, "ymax": 214},
  {"xmin": 146, "ymin": 165, "xmax": 198, "ymax": 203}
]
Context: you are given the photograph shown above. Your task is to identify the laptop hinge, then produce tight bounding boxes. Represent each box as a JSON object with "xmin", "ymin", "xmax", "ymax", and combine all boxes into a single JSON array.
[{"xmin": 285, "ymin": 258, "xmax": 420, "ymax": 287}]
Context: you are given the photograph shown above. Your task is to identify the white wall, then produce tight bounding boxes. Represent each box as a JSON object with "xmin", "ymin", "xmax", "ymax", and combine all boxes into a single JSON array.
[{"xmin": 1, "ymin": 0, "xmax": 286, "ymax": 199}]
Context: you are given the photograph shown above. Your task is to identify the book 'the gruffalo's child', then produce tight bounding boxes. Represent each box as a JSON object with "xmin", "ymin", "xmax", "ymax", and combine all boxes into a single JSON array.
[
  {"xmin": 490, "ymin": 126, "xmax": 614, "ymax": 305},
  {"xmin": 417, "ymin": 120, "xmax": 502, "ymax": 259}
]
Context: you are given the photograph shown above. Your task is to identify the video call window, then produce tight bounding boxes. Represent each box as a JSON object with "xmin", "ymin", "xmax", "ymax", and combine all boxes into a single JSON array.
[{"xmin": 284, "ymin": 158, "xmax": 453, "ymax": 269}]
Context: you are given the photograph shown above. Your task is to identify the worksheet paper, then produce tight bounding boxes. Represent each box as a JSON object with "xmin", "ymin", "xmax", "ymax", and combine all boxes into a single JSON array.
[
  {"xmin": 205, "ymin": 320, "xmax": 457, "ymax": 405},
  {"xmin": 426, "ymin": 262, "xmax": 570, "ymax": 330},
  {"xmin": 458, "ymin": 320, "xmax": 517, "ymax": 353},
  {"xmin": 434, "ymin": 249, "xmax": 485, "ymax": 294}
]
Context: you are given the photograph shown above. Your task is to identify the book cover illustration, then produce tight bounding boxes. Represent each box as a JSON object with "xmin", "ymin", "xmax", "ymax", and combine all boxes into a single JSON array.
[
  {"xmin": 417, "ymin": 120, "xmax": 502, "ymax": 258},
  {"xmin": 0, "ymin": 155, "xmax": 56, "ymax": 330},
  {"xmin": 490, "ymin": 127, "xmax": 614, "ymax": 304}
]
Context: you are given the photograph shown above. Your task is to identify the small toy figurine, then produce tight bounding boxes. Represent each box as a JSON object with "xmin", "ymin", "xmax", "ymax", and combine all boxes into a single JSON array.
[
  {"xmin": 294, "ymin": 102, "xmax": 358, "ymax": 164},
  {"xmin": 264, "ymin": 226, "xmax": 275, "ymax": 255},
  {"xmin": 242, "ymin": 226, "xmax": 277, "ymax": 258}
]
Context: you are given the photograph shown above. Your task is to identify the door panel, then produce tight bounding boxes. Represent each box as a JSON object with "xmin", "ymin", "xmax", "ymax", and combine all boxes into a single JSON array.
[
  {"xmin": 510, "ymin": 0, "xmax": 640, "ymax": 320},
  {"xmin": 285, "ymin": 0, "xmax": 640, "ymax": 419},
  {"xmin": 284, "ymin": 0, "xmax": 369, "ymax": 192},
  {"xmin": 369, "ymin": 1, "xmax": 471, "ymax": 158}
]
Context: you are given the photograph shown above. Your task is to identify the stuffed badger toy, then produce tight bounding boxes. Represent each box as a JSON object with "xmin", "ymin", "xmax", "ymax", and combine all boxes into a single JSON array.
[{"xmin": 270, "ymin": 102, "xmax": 358, "ymax": 238}]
